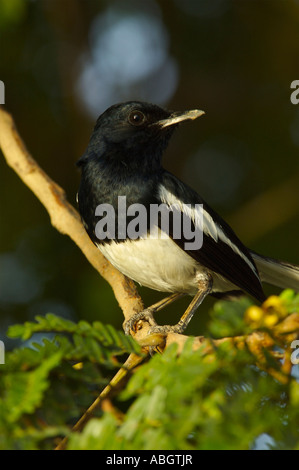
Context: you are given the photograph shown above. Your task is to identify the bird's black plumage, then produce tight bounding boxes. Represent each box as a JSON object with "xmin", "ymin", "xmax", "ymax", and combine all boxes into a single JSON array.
[
  {"xmin": 77, "ymin": 101, "xmax": 299, "ymax": 334},
  {"xmin": 77, "ymin": 102, "xmax": 175, "ymax": 245},
  {"xmin": 159, "ymin": 171, "xmax": 265, "ymax": 302}
]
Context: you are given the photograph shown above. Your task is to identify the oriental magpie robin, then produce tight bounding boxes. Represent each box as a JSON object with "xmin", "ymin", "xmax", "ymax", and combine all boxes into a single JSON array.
[{"xmin": 77, "ymin": 101, "xmax": 299, "ymax": 335}]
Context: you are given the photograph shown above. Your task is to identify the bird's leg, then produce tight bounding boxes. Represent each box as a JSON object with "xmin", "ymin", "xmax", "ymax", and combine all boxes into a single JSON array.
[
  {"xmin": 147, "ymin": 275, "xmax": 213, "ymax": 335},
  {"xmin": 150, "ymin": 292, "xmax": 186, "ymax": 312},
  {"xmin": 123, "ymin": 293, "xmax": 186, "ymax": 335}
]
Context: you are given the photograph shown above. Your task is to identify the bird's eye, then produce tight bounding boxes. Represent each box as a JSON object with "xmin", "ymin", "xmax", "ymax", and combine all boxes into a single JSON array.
[{"xmin": 128, "ymin": 110, "xmax": 146, "ymax": 126}]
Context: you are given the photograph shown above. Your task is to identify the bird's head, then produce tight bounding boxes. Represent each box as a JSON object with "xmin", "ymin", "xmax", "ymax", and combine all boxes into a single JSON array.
[{"xmin": 77, "ymin": 101, "xmax": 204, "ymax": 171}]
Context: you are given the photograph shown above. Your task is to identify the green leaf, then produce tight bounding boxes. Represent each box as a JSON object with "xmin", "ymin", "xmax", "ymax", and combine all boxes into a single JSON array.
[
  {"xmin": 7, "ymin": 314, "xmax": 141, "ymax": 359},
  {"xmin": 2, "ymin": 297, "xmax": 299, "ymax": 450},
  {"xmin": 2, "ymin": 351, "xmax": 62, "ymax": 423},
  {"xmin": 208, "ymin": 296, "xmax": 253, "ymax": 338},
  {"xmin": 67, "ymin": 416, "xmax": 119, "ymax": 450}
]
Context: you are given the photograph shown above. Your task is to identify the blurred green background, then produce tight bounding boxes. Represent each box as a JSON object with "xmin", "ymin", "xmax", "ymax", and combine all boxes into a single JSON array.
[{"xmin": 0, "ymin": 0, "xmax": 298, "ymax": 346}]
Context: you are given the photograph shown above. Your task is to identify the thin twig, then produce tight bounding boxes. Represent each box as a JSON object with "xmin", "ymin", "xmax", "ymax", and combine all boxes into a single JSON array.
[{"xmin": 55, "ymin": 352, "xmax": 144, "ymax": 450}]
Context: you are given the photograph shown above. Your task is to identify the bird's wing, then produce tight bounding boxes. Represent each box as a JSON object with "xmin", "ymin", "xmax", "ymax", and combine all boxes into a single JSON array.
[{"xmin": 157, "ymin": 172, "xmax": 265, "ymax": 302}]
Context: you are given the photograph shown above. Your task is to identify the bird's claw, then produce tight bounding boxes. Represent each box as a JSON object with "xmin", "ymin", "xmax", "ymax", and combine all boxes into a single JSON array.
[{"xmin": 123, "ymin": 308, "xmax": 157, "ymax": 335}]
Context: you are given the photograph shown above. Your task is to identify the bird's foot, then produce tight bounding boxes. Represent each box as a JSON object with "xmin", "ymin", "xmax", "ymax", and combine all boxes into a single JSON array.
[
  {"xmin": 123, "ymin": 308, "xmax": 157, "ymax": 335},
  {"xmin": 143, "ymin": 323, "xmax": 186, "ymax": 355}
]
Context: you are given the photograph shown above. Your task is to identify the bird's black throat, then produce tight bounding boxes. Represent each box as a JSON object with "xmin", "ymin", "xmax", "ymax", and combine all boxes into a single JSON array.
[{"xmin": 77, "ymin": 149, "xmax": 164, "ymax": 246}]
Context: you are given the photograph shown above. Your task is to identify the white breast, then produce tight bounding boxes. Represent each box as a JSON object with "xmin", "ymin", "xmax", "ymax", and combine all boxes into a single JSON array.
[
  {"xmin": 97, "ymin": 234, "xmax": 209, "ymax": 295},
  {"xmin": 97, "ymin": 231, "xmax": 240, "ymax": 296}
]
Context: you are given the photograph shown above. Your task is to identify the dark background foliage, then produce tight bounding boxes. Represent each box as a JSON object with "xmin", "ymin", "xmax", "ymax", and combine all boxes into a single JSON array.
[{"xmin": 0, "ymin": 0, "xmax": 299, "ymax": 344}]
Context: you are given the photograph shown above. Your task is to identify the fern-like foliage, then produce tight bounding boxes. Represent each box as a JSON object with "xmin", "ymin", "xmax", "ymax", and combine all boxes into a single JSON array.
[
  {"xmin": 0, "ymin": 314, "xmax": 141, "ymax": 449},
  {"xmin": 0, "ymin": 290, "xmax": 299, "ymax": 450}
]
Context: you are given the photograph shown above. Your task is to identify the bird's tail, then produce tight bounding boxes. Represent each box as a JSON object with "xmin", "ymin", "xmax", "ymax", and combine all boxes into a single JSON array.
[{"xmin": 251, "ymin": 251, "xmax": 299, "ymax": 291}]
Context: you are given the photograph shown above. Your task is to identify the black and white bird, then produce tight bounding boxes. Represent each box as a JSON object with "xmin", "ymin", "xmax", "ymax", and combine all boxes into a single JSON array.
[{"xmin": 77, "ymin": 101, "xmax": 299, "ymax": 335}]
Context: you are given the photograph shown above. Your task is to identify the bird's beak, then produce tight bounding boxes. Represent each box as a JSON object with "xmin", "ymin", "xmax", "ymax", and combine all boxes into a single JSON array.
[{"xmin": 156, "ymin": 109, "xmax": 205, "ymax": 128}]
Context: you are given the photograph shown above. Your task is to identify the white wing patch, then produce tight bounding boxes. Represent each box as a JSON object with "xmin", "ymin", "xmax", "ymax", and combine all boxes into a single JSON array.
[{"xmin": 158, "ymin": 184, "xmax": 259, "ymax": 278}]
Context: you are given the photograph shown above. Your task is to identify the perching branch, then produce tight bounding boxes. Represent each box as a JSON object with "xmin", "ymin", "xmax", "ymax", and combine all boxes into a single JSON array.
[
  {"xmin": 0, "ymin": 107, "xmax": 144, "ymax": 323},
  {"xmin": 164, "ymin": 311, "xmax": 299, "ymax": 355}
]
